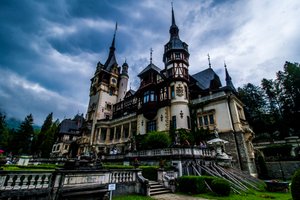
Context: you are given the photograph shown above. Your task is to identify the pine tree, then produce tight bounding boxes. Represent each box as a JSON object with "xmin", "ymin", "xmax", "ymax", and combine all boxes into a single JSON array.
[{"xmin": 12, "ymin": 114, "xmax": 34, "ymax": 155}]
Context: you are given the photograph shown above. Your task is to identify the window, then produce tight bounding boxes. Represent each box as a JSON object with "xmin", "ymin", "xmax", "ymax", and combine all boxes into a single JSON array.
[
  {"xmin": 143, "ymin": 91, "xmax": 156, "ymax": 103},
  {"xmin": 109, "ymin": 88, "xmax": 115, "ymax": 96},
  {"xmin": 187, "ymin": 116, "xmax": 190, "ymax": 129},
  {"xmin": 123, "ymin": 123, "xmax": 129, "ymax": 138},
  {"xmin": 147, "ymin": 120, "xmax": 156, "ymax": 132},
  {"xmin": 101, "ymin": 128, "xmax": 107, "ymax": 141},
  {"xmin": 203, "ymin": 115, "xmax": 208, "ymax": 126},
  {"xmin": 209, "ymin": 114, "xmax": 214, "ymax": 124},
  {"xmin": 172, "ymin": 116, "xmax": 177, "ymax": 129},
  {"xmin": 144, "ymin": 91, "xmax": 149, "ymax": 103},
  {"xmin": 106, "ymin": 103, "xmax": 112, "ymax": 111},
  {"xmin": 184, "ymin": 85, "xmax": 188, "ymax": 99},
  {"xmin": 175, "ymin": 53, "xmax": 180, "ymax": 59},
  {"xmin": 171, "ymin": 86, "xmax": 175, "ymax": 99},
  {"xmin": 198, "ymin": 112, "xmax": 215, "ymax": 129}
]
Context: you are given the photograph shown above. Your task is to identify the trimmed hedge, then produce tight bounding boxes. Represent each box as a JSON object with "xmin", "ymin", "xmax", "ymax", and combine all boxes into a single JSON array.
[
  {"xmin": 177, "ymin": 176, "xmax": 231, "ymax": 196},
  {"xmin": 177, "ymin": 176, "xmax": 206, "ymax": 194},
  {"xmin": 140, "ymin": 166, "xmax": 158, "ymax": 181},
  {"xmin": 291, "ymin": 168, "xmax": 300, "ymax": 200},
  {"xmin": 210, "ymin": 179, "xmax": 231, "ymax": 196}
]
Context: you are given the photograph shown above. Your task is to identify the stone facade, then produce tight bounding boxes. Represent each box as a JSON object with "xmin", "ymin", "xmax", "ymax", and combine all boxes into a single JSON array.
[{"xmin": 76, "ymin": 7, "xmax": 257, "ymax": 175}]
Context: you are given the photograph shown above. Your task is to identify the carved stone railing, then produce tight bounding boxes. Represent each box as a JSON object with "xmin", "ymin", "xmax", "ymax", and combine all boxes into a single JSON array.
[
  {"xmin": 127, "ymin": 147, "xmax": 214, "ymax": 158},
  {"xmin": 0, "ymin": 169, "xmax": 147, "ymax": 199},
  {"xmin": 110, "ymin": 170, "xmax": 136, "ymax": 183},
  {"xmin": 0, "ymin": 171, "xmax": 52, "ymax": 191},
  {"xmin": 157, "ymin": 169, "xmax": 178, "ymax": 193}
]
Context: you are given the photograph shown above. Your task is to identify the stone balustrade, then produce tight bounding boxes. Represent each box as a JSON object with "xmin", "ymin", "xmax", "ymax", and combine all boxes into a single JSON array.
[
  {"xmin": 0, "ymin": 169, "xmax": 146, "ymax": 199},
  {"xmin": 127, "ymin": 147, "xmax": 213, "ymax": 158},
  {"xmin": 111, "ymin": 170, "xmax": 136, "ymax": 183},
  {"xmin": 0, "ymin": 171, "xmax": 52, "ymax": 191}
]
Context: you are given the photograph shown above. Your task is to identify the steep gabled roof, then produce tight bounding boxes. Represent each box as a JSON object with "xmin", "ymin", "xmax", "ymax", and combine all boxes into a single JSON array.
[
  {"xmin": 192, "ymin": 68, "xmax": 222, "ymax": 90},
  {"xmin": 138, "ymin": 63, "xmax": 161, "ymax": 78}
]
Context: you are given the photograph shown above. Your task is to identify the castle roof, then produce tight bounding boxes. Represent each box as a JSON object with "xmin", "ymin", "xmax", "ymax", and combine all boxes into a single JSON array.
[{"xmin": 192, "ymin": 68, "xmax": 222, "ymax": 90}]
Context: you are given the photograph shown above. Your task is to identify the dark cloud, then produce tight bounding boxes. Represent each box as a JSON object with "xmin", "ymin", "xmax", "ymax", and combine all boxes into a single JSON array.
[{"xmin": 0, "ymin": 0, "xmax": 299, "ymax": 125}]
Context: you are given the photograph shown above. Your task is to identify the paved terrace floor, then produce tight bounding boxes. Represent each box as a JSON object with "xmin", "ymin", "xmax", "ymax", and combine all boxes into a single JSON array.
[{"xmin": 152, "ymin": 193, "xmax": 209, "ymax": 200}]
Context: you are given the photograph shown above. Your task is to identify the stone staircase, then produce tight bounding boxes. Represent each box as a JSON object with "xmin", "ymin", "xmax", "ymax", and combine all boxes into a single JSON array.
[{"xmin": 149, "ymin": 181, "xmax": 172, "ymax": 196}]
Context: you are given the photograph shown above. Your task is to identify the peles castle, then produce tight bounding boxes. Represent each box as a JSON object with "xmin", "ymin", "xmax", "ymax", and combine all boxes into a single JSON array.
[{"xmin": 51, "ymin": 7, "xmax": 256, "ymax": 176}]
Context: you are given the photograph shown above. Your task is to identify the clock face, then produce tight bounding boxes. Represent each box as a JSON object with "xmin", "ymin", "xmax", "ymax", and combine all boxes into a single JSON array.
[{"xmin": 111, "ymin": 78, "xmax": 117, "ymax": 84}]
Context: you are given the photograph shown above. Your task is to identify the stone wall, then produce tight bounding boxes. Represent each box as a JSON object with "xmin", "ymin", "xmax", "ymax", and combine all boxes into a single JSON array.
[{"xmin": 266, "ymin": 161, "xmax": 300, "ymax": 179}]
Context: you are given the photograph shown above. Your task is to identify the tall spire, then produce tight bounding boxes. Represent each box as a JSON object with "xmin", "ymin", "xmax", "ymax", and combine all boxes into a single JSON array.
[
  {"xmin": 111, "ymin": 22, "xmax": 117, "ymax": 49},
  {"xmin": 171, "ymin": 2, "xmax": 176, "ymax": 26},
  {"xmin": 169, "ymin": 3, "xmax": 179, "ymax": 39},
  {"xmin": 104, "ymin": 22, "xmax": 118, "ymax": 71},
  {"xmin": 224, "ymin": 62, "xmax": 236, "ymax": 92}
]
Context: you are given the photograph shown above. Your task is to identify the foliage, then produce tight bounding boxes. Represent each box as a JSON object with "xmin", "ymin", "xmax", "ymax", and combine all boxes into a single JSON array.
[
  {"xmin": 31, "ymin": 113, "xmax": 59, "ymax": 158},
  {"xmin": 256, "ymin": 153, "xmax": 269, "ymax": 179},
  {"xmin": 177, "ymin": 176, "xmax": 207, "ymax": 194},
  {"xmin": 2, "ymin": 164, "xmax": 62, "ymax": 171},
  {"xmin": 195, "ymin": 190, "xmax": 291, "ymax": 200},
  {"xmin": 10, "ymin": 114, "xmax": 34, "ymax": 155},
  {"xmin": 0, "ymin": 112, "xmax": 10, "ymax": 151},
  {"xmin": 238, "ymin": 61, "xmax": 300, "ymax": 140},
  {"xmin": 141, "ymin": 131, "xmax": 171, "ymax": 150},
  {"xmin": 140, "ymin": 166, "xmax": 158, "ymax": 181},
  {"xmin": 210, "ymin": 179, "xmax": 231, "ymax": 196},
  {"xmin": 291, "ymin": 168, "xmax": 300, "ymax": 200}
]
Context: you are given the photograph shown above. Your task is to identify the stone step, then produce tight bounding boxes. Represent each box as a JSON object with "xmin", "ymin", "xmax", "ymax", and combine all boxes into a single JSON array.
[{"xmin": 149, "ymin": 181, "xmax": 171, "ymax": 196}]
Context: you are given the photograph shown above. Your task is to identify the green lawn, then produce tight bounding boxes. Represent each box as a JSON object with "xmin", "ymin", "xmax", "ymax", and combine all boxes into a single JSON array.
[{"xmin": 195, "ymin": 191, "xmax": 292, "ymax": 200}]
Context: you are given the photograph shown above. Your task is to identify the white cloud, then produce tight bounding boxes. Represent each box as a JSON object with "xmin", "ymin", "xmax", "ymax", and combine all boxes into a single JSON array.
[{"xmin": 0, "ymin": 68, "xmax": 86, "ymax": 125}]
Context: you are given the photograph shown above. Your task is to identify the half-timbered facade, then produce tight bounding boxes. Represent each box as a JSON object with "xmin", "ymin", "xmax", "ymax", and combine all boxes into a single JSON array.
[{"xmin": 82, "ymin": 8, "xmax": 256, "ymax": 175}]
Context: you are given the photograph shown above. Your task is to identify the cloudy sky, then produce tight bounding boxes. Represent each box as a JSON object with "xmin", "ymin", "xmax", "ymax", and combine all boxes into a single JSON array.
[{"xmin": 0, "ymin": 0, "xmax": 299, "ymax": 125}]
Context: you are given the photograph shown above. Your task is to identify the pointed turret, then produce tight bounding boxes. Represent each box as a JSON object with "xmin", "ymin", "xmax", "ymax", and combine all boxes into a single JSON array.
[
  {"xmin": 104, "ymin": 23, "xmax": 118, "ymax": 71},
  {"xmin": 170, "ymin": 5, "xmax": 179, "ymax": 39},
  {"xmin": 225, "ymin": 63, "xmax": 236, "ymax": 92}
]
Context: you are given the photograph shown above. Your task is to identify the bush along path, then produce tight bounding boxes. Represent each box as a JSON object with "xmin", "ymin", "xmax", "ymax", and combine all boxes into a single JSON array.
[{"xmin": 182, "ymin": 161, "xmax": 266, "ymax": 194}]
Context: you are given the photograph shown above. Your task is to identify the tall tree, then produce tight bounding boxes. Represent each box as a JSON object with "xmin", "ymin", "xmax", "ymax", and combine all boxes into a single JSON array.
[
  {"xmin": 32, "ymin": 113, "xmax": 53, "ymax": 156},
  {"xmin": 0, "ymin": 111, "xmax": 10, "ymax": 151},
  {"xmin": 237, "ymin": 83, "xmax": 269, "ymax": 137},
  {"xmin": 12, "ymin": 114, "xmax": 34, "ymax": 155}
]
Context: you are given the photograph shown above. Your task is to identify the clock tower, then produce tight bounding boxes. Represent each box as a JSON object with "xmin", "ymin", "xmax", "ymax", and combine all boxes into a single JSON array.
[{"xmin": 163, "ymin": 6, "xmax": 191, "ymax": 130}]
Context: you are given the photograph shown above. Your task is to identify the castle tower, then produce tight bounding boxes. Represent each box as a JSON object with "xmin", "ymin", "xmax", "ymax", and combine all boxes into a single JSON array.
[
  {"xmin": 117, "ymin": 61, "xmax": 129, "ymax": 102},
  {"xmin": 163, "ymin": 6, "xmax": 190, "ymax": 130},
  {"xmin": 87, "ymin": 23, "xmax": 120, "ymax": 145}
]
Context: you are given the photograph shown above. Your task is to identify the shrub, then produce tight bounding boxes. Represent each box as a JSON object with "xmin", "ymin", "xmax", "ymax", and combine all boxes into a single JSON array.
[
  {"xmin": 210, "ymin": 179, "xmax": 231, "ymax": 196},
  {"xmin": 142, "ymin": 131, "xmax": 171, "ymax": 149},
  {"xmin": 291, "ymin": 168, "xmax": 300, "ymax": 200},
  {"xmin": 177, "ymin": 176, "xmax": 206, "ymax": 194},
  {"xmin": 140, "ymin": 166, "xmax": 158, "ymax": 181}
]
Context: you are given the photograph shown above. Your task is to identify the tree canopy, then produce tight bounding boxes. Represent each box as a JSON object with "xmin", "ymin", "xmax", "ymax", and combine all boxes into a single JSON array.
[{"xmin": 238, "ymin": 61, "xmax": 300, "ymax": 140}]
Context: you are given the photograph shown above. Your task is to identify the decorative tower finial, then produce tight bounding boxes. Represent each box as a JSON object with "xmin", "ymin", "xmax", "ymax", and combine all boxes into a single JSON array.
[
  {"xmin": 208, "ymin": 53, "xmax": 211, "ymax": 68},
  {"xmin": 224, "ymin": 63, "xmax": 236, "ymax": 92},
  {"xmin": 171, "ymin": 2, "xmax": 175, "ymax": 26},
  {"xmin": 111, "ymin": 22, "xmax": 117, "ymax": 48},
  {"xmin": 150, "ymin": 48, "xmax": 153, "ymax": 64}
]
